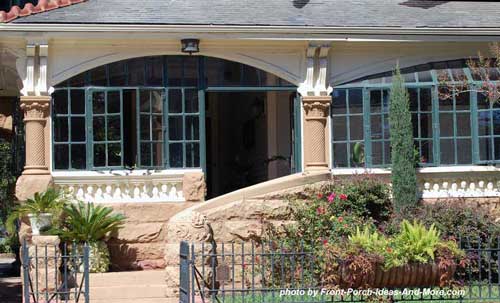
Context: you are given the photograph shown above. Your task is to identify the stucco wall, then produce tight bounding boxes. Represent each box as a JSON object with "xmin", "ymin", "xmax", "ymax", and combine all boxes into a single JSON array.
[{"xmin": 330, "ymin": 41, "xmax": 492, "ymax": 85}]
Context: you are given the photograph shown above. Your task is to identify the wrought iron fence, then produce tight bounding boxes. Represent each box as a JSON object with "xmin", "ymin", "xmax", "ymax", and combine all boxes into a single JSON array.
[
  {"xmin": 22, "ymin": 240, "xmax": 90, "ymax": 303},
  {"xmin": 179, "ymin": 236, "xmax": 500, "ymax": 303}
]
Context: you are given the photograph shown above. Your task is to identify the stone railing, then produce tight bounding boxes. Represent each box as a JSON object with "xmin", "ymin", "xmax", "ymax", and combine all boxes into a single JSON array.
[
  {"xmin": 331, "ymin": 166, "xmax": 500, "ymax": 199},
  {"xmin": 418, "ymin": 167, "xmax": 500, "ymax": 199},
  {"xmin": 52, "ymin": 170, "xmax": 197, "ymax": 203}
]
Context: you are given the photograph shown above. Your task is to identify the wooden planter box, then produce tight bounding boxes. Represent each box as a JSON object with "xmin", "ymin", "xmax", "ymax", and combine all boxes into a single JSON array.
[{"xmin": 340, "ymin": 262, "xmax": 456, "ymax": 289}]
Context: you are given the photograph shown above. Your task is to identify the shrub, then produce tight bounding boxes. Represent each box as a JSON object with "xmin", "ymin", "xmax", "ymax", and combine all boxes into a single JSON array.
[
  {"xmin": 389, "ymin": 66, "xmax": 418, "ymax": 211},
  {"xmin": 384, "ymin": 201, "xmax": 500, "ymax": 241},
  {"xmin": 272, "ymin": 175, "xmax": 392, "ymax": 252}
]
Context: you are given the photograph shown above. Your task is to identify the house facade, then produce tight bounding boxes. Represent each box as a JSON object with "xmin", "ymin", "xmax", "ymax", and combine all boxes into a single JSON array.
[{"xmin": 1, "ymin": 0, "xmax": 500, "ymax": 269}]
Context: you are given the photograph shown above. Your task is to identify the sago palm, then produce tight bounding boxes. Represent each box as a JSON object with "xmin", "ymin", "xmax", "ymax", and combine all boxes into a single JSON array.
[{"xmin": 58, "ymin": 201, "xmax": 125, "ymax": 243}]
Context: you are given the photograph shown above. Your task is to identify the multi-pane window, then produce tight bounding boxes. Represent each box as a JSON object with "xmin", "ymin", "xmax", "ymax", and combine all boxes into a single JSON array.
[
  {"xmin": 139, "ymin": 89, "xmax": 164, "ymax": 167},
  {"xmin": 53, "ymin": 89, "xmax": 86, "ymax": 170},
  {"xmin": 438, "ymin": 92, "xmax": 472, "ymax": 165},
  {"xmin": 409, "ymin": 88, "xmax": 434, "ymax": 165},
  {"xmin": 331, "ymin": 60, "xmax": 500, "ymax": 168},
  {"xmin": 478, "ymin": 94, "xmax": 500, "ymax": 163},
  {"xmin": 331, "ymin": 89, "xmax": 363, "ymax": 167},
  {"xmin": 91, "ymin": 90, "xmax": 123, "ymax": 168},
  {"xmin": 369, "ymin": 90, "xmax": 390, "ymax": 166},
  {"xmin": 167, "ymin": 89, "xmax": 200, "ymax": 168},
  {"xmin": 52, "ymin": 55, "xmax": 295, "ymax": 171}
]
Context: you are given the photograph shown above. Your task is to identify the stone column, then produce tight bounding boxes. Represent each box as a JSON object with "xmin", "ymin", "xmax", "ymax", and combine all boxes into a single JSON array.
[
  {"xmin": 16, "ymin": 96, "xmax": 53, "ymax": 201},
  {"xmin": 302, "ymin": 96, "xmax": 331, "ymax": 171}
]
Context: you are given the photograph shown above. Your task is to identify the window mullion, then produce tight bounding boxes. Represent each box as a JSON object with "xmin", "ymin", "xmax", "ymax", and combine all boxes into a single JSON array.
[
  {"xmin": 86, "ymin": 89, "xmax": 93, "ymax": 170},
  {"xmin": 471, "ymin": 90, "xmax": 480, "ymax": 164},
  {"xmin": 136, "ymin": 88, "xmax": 141, "ymax": 168},
  {"xmin": 432, "ymin": 85, "xmax": 441, "ymax": 165},
  {"xmin": 362, "ymin": 87, "xmax": 372, "ymax": 167},
  {"xmin": 164, "ymin": 88, "xmax": 169, "ymax": 168}
]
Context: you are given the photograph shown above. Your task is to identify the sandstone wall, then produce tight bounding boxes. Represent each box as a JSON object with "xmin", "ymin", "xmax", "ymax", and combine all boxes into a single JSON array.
[{"xmin": 106, "ymin": 202, "xmax": 196, "ymax": 271}]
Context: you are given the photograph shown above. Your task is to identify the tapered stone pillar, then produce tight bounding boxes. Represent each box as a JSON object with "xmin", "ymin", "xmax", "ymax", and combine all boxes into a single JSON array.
[
  {"xmin": 16, "ymin": 96, "xmax": 53, "ymax": 201},
  {"xmin": 302, "ymin": 96, "xmax": 331, "ymax": 171}
]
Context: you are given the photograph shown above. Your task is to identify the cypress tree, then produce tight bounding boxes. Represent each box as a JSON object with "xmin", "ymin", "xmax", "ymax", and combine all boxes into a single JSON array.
[{"xmin": 389, "ymin": 65, "xmax": 418, "ymax": 211}]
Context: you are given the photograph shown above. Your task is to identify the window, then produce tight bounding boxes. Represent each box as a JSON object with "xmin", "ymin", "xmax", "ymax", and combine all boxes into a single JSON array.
[
  {"xmin": 331, "ymin": 89, "xmax": 363, "ymax": 167},
  {"xmin": 53, "ymin": 56, "xmax": 295, "ymax": 170},
  {"xmin": 331, "ymin": 60, "xmax": 500, "ymax": 168},
  {"xmin": 478, "ymin": 94, "xmax": 500, "ymax": 163}
]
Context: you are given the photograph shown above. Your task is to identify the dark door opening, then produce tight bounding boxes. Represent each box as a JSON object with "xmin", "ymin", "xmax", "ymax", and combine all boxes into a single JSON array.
[{"xmin": 206, "ymin": 91, "xmax": 296, "ymax": 199}]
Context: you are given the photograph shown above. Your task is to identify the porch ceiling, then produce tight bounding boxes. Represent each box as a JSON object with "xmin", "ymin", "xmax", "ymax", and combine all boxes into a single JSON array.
[{"xmin": 7, "ymin": 0, "xmax": 500, "ymax": 29}]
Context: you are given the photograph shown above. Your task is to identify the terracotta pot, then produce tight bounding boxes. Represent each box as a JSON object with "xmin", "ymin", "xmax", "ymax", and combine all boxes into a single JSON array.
[{"xmin": 340, "ymin": 262, "xmax": 456, "ymax": 289}]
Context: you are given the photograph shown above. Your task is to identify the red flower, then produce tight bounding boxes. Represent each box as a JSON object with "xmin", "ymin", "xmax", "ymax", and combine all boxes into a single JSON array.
[
  {"xmin": 327, "ymin": 193, "xmax": 336, "ymax": 203},
  {"xmin": 317, "ymin": 193, "xmax": 323, "ymax": 199},
  {"xmin": 316, "ymin": 207, "xmax": 326, "ymax": 215},
  {"xmin": 242, "ymin": 263, "xmax": 247, "ymax": 269},
  {"xmin": 322, "ymin": 238, "xmax": 328, "ymax": 246},
  {"xmin": 338, "ymin": 216, "xmax": 344, "ymax": 223},
  {"xmin": 339, "ymin": 194, "xmax": 348, "ymax": 201}
]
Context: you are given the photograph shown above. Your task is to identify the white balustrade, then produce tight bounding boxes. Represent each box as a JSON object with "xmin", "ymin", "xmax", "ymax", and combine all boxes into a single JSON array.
[{"xmin": 52, "ymin": 170, "xmax": 189, "ymax": 203}]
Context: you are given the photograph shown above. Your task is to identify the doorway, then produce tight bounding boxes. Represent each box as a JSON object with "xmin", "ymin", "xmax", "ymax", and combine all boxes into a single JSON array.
[{"xmin": 205, "ymin": 91, "xmax": 297, "ymax": 198}]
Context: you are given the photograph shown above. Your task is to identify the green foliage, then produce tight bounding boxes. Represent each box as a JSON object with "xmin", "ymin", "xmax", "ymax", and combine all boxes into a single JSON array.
[
  {"xmin": 348, "ymin": 226, "xmax": 388, "ymax": 254},
  {"xmin": 351, "ymin": 142, "xmax": 365, "ymax": 167},
  {"xmin": 5, "ymin": 188, "xmax": 67, "ymax": 234},
  {"xmin": 384, "ymin": 201, "xmax": 500, "ymax": 242},
  {"xmin": 56, "ymin": 201, "xmax": 125, "ymax": 243},
  {"xmin": 274, "ymin": 175, "xmax": 392, "ymax": 252},
  {"xmin": 389, "ymin": 65, "xmax": 418, "ymax": 211},
  {"xmin": 389, "ymin": 220, "xmax": 441, "ymax": 266},
  {"xmin": 347, "ymin": 220, "xmax": 463, "ymax": 270},
  {"xmin": 0, "ymin": 142, "xmax": 17, "ymax": 251}
]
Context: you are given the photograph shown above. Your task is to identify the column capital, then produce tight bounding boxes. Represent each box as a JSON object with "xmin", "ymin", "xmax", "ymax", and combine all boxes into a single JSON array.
[
  {"xmin": 20, "ymin": 96, "xmax": 50, "ymax": 120},
  {"xmin": 302, "ymin": 96, "xmax": 331, "ymax": 118}
]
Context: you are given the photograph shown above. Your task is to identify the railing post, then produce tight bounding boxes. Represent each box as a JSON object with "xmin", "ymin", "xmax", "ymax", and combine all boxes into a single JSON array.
[
  {"xmin": 83, "ymin": 242, "xmax": 90, "ymax": 303},
  {"xmin": 179, "ymin": 241, "xmax": 190, "ymax": 303},
  {"xmin": 22, "ymin": 239, "xmax": 30, "ymax": 303}
]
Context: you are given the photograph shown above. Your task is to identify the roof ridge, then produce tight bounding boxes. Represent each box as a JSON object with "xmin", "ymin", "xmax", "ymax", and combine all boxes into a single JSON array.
[{"xmin": 0, "ymin": 0, "xmax": 87, "ymax": 23}]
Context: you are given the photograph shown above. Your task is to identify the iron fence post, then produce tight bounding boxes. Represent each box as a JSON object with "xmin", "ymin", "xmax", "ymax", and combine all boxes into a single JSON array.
[
  {"xmin": 22, "ymin": 239, "xmax": 30, "ymax": 303},
  {"xmin": 83, "ymin": 243, "xmax": 90, "ymax": 303}
]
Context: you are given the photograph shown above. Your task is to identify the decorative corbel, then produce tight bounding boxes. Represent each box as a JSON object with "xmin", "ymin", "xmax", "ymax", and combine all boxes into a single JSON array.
[
  {"xmin": 36, "ymin": 44, "xmax": 49, "ymax": 96},
  {"xmin": 18, "ymin": 42, "xmax": 50, "ymax": 97},
  {"xmin": 315, "ymin": 44, "xmax": 332, "ymax": 96},
  {"xmin": 297, "ymin": 44, "xmax": 318, "ymax": 97},
  {"xmin": 19, "ymin": 44, "xmax": 36, "ymax": 96}
]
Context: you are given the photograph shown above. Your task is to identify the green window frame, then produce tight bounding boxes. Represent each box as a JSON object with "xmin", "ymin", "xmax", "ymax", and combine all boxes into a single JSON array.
[
  {"xmin": 52, "ymin": 55, "xmax": 297, "ymax": 171},
  {"xmin": 89, "ymin": 90, "xmax": 124, "ymax": 168},
  {"xmin": 331, "ymin": 60, "xmax": 500, "ymax": 168}
]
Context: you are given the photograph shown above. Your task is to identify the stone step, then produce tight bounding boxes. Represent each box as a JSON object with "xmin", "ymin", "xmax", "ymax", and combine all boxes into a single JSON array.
[
  {"xmin": 91, "ymin": 298, "xmax": 177, "ymax": 303},
  {"xmin": 90, "ymin": 284, "xmax": 168, "ymax": 300},
  {"xmin": 90, "ymin": 269, "xmax": 165, "ymax": 286},
  {"xmin": 89, "ymin": 270, "xmax": 169, "ymax": 300}
]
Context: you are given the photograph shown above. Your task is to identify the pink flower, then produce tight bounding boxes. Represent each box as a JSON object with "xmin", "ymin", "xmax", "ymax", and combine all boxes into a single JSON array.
[
  {"xmin": 338, "ymin": 216, "xmax": 344, "ymax": 223},
  {"xmin": 317, "ymin": 193, "xmax": 323, "ymax": 199},
  {"xmin": 316, "ymin": 207, "xmax": 326, "ymax": 215},
  {"xmin": 327, "ymin": 193, "xmax": 336, "ymax": 203},
  {"xmin": 339, "ymin": 194, "xmax": 348, "ymax": 201}
]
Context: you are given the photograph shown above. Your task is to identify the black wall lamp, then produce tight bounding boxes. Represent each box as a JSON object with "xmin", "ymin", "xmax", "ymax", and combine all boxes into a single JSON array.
[{"xmin": 181, "ymin": 39, "xmax": 200, "ymax": 55}]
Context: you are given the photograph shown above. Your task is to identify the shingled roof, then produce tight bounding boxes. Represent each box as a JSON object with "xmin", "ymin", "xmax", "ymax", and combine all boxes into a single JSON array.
[{"xmin": 7, "ymin": 0, "xmax": 500, "ymax": 28}]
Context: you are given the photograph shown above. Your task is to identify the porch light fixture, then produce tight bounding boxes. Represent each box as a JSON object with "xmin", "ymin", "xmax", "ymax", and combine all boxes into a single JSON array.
[{"xmin": 181, "ymin": 39, "xmax": 200, "ymax": 55}]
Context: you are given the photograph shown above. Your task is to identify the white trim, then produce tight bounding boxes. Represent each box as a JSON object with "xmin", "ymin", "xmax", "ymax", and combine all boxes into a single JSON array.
[
  {"xmin": 4, "ymin": 24, "xmax": 500, "ymax": 36},
  {"xmin": 330, "ymin": 165, "xmax": 500, "ymax": 175},
  {"xmin": 51, "ymin": 168, "xmax": 201, "ymax": 179}
]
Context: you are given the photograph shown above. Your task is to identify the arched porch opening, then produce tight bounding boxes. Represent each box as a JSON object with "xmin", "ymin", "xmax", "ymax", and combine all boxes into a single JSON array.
[{"xmin": 52, "ymin": 55, "xmax": 300, "ymax": 199}]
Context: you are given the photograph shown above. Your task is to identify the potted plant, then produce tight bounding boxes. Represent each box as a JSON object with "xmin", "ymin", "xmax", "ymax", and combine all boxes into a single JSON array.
[
  {"xmin": 337, "ymin": 220, "xmax": 466, "ymax": 289},
  {"xmin": 56, "ymin": 201, "xmax": 125, "ymax": 273},
  {"xmin": 6, "ymin": 188, "xmax": 67, "ymax": 235}
]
